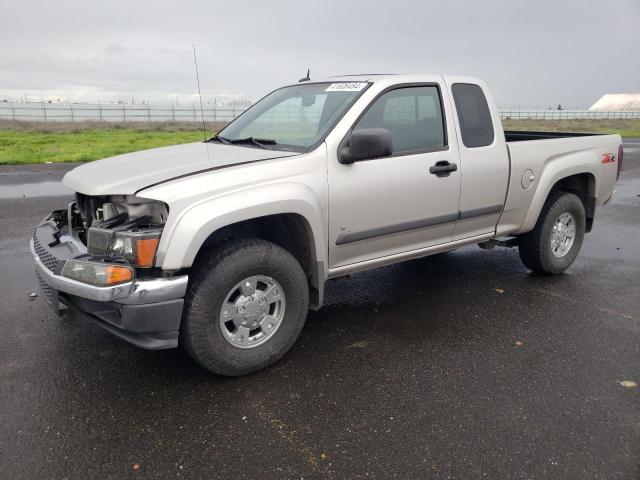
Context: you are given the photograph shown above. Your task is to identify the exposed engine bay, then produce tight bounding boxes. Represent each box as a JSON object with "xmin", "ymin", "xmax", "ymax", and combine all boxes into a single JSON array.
[
  {"xmin": 75, "ymin": 193, "xmax": 168, "ymax": 231},
  {"xmin": 50, "ymin": 193, "xmax": 169, "ymax": 269}
]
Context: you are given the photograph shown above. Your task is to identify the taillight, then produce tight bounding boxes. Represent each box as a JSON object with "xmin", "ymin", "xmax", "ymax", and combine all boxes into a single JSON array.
[{"xmin": 617, "ymin": 144, "xmax": 624, "ymax": 180}]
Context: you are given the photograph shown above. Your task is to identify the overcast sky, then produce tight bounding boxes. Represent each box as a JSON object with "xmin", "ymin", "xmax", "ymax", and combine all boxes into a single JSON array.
[{"xmin": 1, "ymin": 0, "xmax": 638, "ymax": 108}]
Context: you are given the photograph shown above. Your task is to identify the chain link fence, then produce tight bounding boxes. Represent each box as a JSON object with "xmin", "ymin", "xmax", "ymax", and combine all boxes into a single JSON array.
[
  {"xmin": 1, "ymin": 101, "xmax": 639, "ymax": 123},
  {"xmin": 0, "ymin": 102, "xmax": 245, "ymax": 123},
  {"xmin": 499, "ymin": 109, "xmax": 640, "ymax": 120}
]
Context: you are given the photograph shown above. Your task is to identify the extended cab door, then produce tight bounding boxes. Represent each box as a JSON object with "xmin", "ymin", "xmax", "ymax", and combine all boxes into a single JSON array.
[
  {"xmin": 443, "ymin": 77, "xmax": 510, "ymax": 240},
  {"xmin": 326, "ymin": 81, "xmax": 462, "ymax": 269}
]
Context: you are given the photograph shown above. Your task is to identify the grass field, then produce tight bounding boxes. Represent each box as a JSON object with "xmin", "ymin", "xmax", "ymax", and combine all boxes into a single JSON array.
[
  {"xmin": 502, "ymin": 118, "xmax": 640, "ymax": 137},
  {"xmin": 0, "ymin": 121, "xmax": 224, "ymax": 165},
  {"xmin": 1, "ymin": 119, "xmax": 638, "ymax": 165}
]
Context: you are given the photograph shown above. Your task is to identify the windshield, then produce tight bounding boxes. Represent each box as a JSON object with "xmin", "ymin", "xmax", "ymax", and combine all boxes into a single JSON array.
[{"xmin": 215, "ymin": 82, "xmax": 370, "ymax": 152}]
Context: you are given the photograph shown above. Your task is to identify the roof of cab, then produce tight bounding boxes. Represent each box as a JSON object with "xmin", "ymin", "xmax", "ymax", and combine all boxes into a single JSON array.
[
  {"xmin": 314, "ymin": 73, "xmax": 401, "ymax": 83},
  {"xmin": 284, "ymin": 73, "xmax": 486, "ymax": 91},
  {"xmin": 308, "ymin": 73, "xmax": 477, "ymax": 83}
]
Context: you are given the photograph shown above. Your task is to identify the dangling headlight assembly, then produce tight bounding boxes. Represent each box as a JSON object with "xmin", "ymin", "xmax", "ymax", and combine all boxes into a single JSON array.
[
  {"xmin": 107, "ymin": 228, "xmax": 162, "ymax": 268},
  {"xmin": 84, "ymin": 197, "xmax": 167, "ymax": 268},
  {"xmin": 88, "ymin": 226, "xmax": 162, "ymax": 268}
]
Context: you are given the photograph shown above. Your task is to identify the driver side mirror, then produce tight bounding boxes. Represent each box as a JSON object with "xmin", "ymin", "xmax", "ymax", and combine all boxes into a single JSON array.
[{"xmin": 339, "ymin": 128, "xmax": 393, "ymax": 164}]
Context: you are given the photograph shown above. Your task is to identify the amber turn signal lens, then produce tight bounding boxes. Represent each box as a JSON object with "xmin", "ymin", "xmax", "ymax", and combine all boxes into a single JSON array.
[
  {"xmin": 135, "ymin": 238, "xmax": 160, "ymax": 267},
  {"xmin": 62, "ymin": 260, "xmax": 134, "ymax": 286},
  {"xmin": 105, "ymin": 265, "xmax": 134, "ymax": 285}
]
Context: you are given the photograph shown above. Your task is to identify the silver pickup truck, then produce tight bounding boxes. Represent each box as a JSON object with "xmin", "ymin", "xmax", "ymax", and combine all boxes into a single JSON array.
[{"xmin": 32, "ymin": 74, "xmax": 623, "ymax": 375}]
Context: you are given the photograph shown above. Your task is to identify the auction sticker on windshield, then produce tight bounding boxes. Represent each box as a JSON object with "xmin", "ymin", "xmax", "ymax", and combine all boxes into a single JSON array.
[{"xmin": 325, "ymin": 82, "xmax": 368, "ymax": 92}]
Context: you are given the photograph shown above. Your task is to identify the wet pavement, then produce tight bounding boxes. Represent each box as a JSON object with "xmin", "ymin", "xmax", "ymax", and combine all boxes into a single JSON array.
[{"xmin": 1, "ymin": 141, "xmax": 639, "ymax": 479}]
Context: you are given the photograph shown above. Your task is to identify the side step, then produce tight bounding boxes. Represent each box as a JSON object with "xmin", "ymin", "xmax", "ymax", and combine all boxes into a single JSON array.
[{"xmin": 478, "ymin": 238, "xmax": 519, "ymax": 250}]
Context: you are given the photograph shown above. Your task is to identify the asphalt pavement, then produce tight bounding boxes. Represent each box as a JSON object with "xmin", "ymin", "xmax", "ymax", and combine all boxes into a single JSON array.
[{"xmin": 1, "ymin": 141, "xmax": 639, "ymax": 479}]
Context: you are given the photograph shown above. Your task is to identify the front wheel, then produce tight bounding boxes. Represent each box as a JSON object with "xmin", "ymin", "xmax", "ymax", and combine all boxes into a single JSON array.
[
  {"xmin": 518, "ymin": 191, "xmax": 586, "ymax": 275},
  {"xmin": 181, "ymin": 239, "xmax": 309, "ymax": 376}
]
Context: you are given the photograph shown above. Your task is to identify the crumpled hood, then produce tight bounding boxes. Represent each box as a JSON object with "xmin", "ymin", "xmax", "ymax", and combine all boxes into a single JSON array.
[{"xmin": 62, "ymin": 142, "xmax": 298, "ymax": 196}]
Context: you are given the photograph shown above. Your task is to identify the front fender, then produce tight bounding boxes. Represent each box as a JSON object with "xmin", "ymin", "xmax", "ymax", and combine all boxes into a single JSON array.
[
  {"xmin": 520, "ymin": 152, "xmax": 599, "ymax": 233},
  {"xmin": 156, "ymin": 182, "xmax": 327, "ymax": 272}
]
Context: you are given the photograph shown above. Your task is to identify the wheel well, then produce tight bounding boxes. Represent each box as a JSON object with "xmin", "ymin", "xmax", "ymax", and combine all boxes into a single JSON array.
[
  {"xmin": 551, "ymin": 173, "xmax": 596, "ymax": 232},
  {"xmin": 193, "ymin": 214, "xmax": 322, "ymax": 308}
]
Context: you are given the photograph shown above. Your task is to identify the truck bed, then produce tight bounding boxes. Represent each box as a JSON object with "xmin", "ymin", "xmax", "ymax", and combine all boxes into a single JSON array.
[
  {"xmin": 504, "ymin": 130, "xmax": 606, "ymax": 142},
  {"xmin": 498, "ymin": 130, "xmax": 621, "ymax": 237}
]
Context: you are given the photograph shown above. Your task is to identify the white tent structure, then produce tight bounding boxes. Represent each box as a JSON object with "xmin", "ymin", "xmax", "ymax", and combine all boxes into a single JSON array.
[{"xmin": 589, "ymin": 94, "xmax": 640, "ymax": 111}]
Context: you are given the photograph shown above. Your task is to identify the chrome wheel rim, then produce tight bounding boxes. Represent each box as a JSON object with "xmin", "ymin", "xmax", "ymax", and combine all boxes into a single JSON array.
[
  {"xmin": 219, "ymin": 275, "xmax": 286, "ymax": 349},
  {"xmin": 550, "ymin": 212, "xmax": 576, "ymax": 258}
]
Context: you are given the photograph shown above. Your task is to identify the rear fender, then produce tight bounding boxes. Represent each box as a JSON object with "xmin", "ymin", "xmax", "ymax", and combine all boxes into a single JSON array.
[{"xmin": 520, "ymin": 153, "xmax": 599, "ymax": 233}]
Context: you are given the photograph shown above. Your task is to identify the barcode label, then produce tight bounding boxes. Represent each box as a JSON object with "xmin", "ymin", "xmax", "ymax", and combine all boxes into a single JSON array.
[{"xmin": 325, "ymin": 83, "xmax": 368, "ymax": 92}]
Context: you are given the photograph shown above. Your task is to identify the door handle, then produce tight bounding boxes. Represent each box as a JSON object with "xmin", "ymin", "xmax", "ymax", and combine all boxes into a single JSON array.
[{"xmin": 429, "ymin": 161, "xmax": 457, "ymax": 177}]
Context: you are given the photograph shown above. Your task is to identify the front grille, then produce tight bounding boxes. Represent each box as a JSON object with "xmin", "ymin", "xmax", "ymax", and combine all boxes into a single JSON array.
[
  {"xmin": 36, "ymin": 270, "xmax": 55, "ymax": 304},
  {"xmin": 33, "ymin": 233, "xmax": 59, "ymax": 272}
]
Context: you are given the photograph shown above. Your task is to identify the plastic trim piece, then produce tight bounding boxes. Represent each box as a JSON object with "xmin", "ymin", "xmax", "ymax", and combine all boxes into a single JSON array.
[
  {"xmin": 335, "ymin": 204, "xmax": 504, "ymax": 245},
  {"xmin": 336, "ymin": 212, "xmax": 458, "ymax": 245},
  {"xmin": 458, "ymin": 203, "xmax": 504, "ymax": 220},
  {"xmin": 91, "ymin": 315, "xmax": 179, "ymax": 350}
]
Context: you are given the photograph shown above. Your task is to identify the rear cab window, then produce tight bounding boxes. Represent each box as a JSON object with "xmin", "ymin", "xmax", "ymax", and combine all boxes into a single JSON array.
[{"xmin": 451, "ymin": 83, "xmax": 494, "ymax": 148}]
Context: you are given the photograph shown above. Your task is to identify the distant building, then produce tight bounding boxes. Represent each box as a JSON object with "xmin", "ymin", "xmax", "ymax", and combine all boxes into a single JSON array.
[{"xmin": 589, "ymin": 94, "xmax": 640, "ymax": 111}]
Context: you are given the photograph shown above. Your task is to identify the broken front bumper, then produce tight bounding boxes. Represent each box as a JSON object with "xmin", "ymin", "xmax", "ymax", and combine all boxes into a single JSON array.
[{"xmin": 31, "ymin": 215, "xmax": 188, "ymax": 350}]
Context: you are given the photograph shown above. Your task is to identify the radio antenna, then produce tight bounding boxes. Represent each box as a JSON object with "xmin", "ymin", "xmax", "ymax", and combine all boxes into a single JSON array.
[
  {"xmin": 298, "ymin": 69, "xmax": 311, "ymax": 82},
  {"xmin": 192, "ymin": 44, "xmax": 207, "ymax": 140}
]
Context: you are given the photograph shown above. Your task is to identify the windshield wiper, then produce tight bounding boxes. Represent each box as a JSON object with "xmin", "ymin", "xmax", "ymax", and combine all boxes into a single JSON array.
[
  {"xmin": 213, "ymin": 136, "xmax": 277, "ymax": 149},
  {"xmin": 209, "ymin": 135, "xmax": 232, "ymax": 145}
]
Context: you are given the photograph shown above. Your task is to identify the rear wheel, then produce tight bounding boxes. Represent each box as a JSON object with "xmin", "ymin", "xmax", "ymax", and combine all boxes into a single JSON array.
[
  {"xmin": 518, "ymin": 191, "xmax": 586, "ymax": 275},
  {"xmin": 181, "ymin": 239, "xmax": 309, "ymax": 376}
]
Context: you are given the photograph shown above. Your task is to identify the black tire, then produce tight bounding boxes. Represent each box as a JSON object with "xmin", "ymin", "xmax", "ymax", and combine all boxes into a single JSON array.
[
  {"xmin": 181, "ymin": 239, "xmax": 309, "ymax": 376},
  {"xmin": 518, "ymin": 191, "xmax": 586, "ymax": 275}
]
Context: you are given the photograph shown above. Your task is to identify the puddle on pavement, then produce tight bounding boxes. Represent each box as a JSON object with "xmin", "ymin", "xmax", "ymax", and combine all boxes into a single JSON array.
[{"xmin": 0, "ymin": 182, "xmax": 73, "ymax": 199}]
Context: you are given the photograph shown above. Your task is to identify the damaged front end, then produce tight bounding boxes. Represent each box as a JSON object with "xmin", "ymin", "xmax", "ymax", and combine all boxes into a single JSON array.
[
  {"xmin": 78, "ymin": 193, "xmax": 167, "ymax": 269},
  {"xmin": 31, "ymin": 194, "xmax": 187, "ymax": 349}
]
